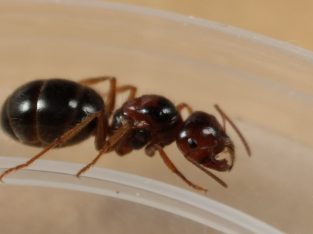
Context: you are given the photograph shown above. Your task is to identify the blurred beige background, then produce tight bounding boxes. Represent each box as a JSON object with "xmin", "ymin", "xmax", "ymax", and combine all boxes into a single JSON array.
[
  {"xmin": 108, "ymin": 0, "xmax": 313, "ymax": 51},
  {"xmin": 0, "ymin": 1, "xmax": 312, "ymax": 234}
]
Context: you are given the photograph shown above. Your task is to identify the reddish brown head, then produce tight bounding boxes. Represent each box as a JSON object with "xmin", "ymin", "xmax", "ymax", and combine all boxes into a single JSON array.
[{"xmin": 176, "ymin": 111, "xmax": 234, "ymax": 171}]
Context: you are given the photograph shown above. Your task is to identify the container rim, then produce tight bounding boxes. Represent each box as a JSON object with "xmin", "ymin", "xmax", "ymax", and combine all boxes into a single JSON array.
[{"xmin": 0, "ymin": 156, "xmax": 281, "ymax": 234}]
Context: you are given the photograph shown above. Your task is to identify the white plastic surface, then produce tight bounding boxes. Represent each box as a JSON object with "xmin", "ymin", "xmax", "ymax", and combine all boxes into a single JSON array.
[{"xmin": 0, "ymin": 157, "xmax": 281, "ymax": 234}]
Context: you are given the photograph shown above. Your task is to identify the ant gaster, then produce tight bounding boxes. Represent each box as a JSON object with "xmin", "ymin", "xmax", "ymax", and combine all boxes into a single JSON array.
[{"xmin": 0, "ymin": 77, "xmax": 250, "ymax": 192}]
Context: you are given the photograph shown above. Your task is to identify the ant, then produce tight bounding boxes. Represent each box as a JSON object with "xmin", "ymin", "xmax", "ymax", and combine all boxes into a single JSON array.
[{"xmin": 0, "ymin": 77, "xmax": 251, "ymax": 192}]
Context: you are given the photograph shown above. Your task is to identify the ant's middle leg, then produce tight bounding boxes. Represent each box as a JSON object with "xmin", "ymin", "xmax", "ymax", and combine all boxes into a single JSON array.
[
  {"xmin": 116, "ymin": 85, "xmax": 137, "ymax": 101},
  {"xmin": 76, "ymin": 120, "xmax": 132, "ymax": 177}
]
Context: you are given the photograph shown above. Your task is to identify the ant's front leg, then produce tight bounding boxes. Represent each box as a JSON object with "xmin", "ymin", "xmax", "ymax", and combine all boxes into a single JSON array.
[{"xmin": 145, "ymin": 143, "xmax": 208, "ymax": 192}]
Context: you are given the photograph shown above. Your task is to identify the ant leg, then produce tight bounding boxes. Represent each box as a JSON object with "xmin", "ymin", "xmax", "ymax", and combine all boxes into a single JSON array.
[
  {"xmin": 176, "ymin": 103, "xmax": 193, "ymax": 115},
  {"xmin": 185, "ymin": 157, "xmax": 228, "ymax": 188},
  {"xmin": 116, "ymin": 85, "xmax": 137, "ymax": 101},
  {"xmin": 94, "ymin": 112, "xmax": 108, "ymax": 150},
  {"xmin": 76, "ymin": 121, "xmax": 132, "ymax": 177},
  {"xmin": 151, "ymin": 144, "xmax": 208, "ymax": 192},
  {"xmin": 80, "ymin": 77, "xmax": 138, "ymax": 116},
  {"xmin": 0, "ymin": 112, "xmax": 104, "ymax": 181},
  {"xmin": 79, "ymin": 76, "xmax": 116, "ymax": 86},
  {"xmin": 222, "ymin": 115, "xmax": 226, "ymax": 131},
  {"xmin": 79, "ymin": 76, "xmax": 117, "ymax": 117},
  {"xmin": 214, "ymin": 104, "xmax": 251, "ymax": 156}
]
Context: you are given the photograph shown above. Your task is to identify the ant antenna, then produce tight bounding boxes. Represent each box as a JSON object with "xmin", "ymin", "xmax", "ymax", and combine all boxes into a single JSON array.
[{"xmin": 214, "ymin": 104, "xmax": 251, "ymax": 156}]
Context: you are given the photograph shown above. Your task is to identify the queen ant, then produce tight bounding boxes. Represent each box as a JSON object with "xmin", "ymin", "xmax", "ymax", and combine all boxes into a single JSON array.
[{"xmin": 0, "ymin": 77, "xmax": 250, "ymax": 192}]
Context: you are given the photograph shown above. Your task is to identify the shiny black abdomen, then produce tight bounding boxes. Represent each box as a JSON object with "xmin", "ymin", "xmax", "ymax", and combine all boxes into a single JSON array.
[{"xmin": 1, "ymin": 79, "xmax": 106, "ymax": 147}]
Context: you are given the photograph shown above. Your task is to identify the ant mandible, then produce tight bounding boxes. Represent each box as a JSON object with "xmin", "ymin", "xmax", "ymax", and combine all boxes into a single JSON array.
[{"xmin": 0, "ymin": 77, "xmax": 251, "ymax": 192}]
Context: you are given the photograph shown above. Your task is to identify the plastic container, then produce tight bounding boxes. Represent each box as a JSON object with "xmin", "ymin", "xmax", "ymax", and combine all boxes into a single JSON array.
[
  {"xmin": 0, "ymin": 0, "xmax": 312, "ymax": 233},
  {"xmin": 0, "ymin": 157, "xmax": 279, "ymax": 234}
]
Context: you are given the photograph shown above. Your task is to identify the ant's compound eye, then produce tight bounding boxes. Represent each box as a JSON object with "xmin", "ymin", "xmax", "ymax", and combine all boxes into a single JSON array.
[{"xmin": 187, "ymin": 138, "xmax": 198, "ymax": 149}]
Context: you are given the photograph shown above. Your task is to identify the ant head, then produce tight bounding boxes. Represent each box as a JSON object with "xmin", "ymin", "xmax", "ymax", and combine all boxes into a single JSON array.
[{"xmin": 176, "ymin": 111, "xmax": 234, "ymax": 171}]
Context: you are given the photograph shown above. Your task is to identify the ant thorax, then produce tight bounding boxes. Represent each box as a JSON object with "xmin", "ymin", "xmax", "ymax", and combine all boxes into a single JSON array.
[{"xmin": 110, "ymin": 95, "xmax": 183, "ymax": 155}]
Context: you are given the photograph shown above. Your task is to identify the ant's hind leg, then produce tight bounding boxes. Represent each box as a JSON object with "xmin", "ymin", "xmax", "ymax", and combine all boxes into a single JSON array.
[
  {"xmin": 0, "ymin": 112, "xmax": 105, "ymax": 181},
  {"xmin": 79, "ymin": 76, "xmax": 117, "ymax": 117},
  {"xmin": 150, "ymin": 144, "xmax": 208, "ymax": 192},
  {"xmin": 79, "ymin": 76, "xmax": 137, "ymax": 117},
  {"xmin": 176, "ymin": 103, "xmax": 193, "ymax": 115}
]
